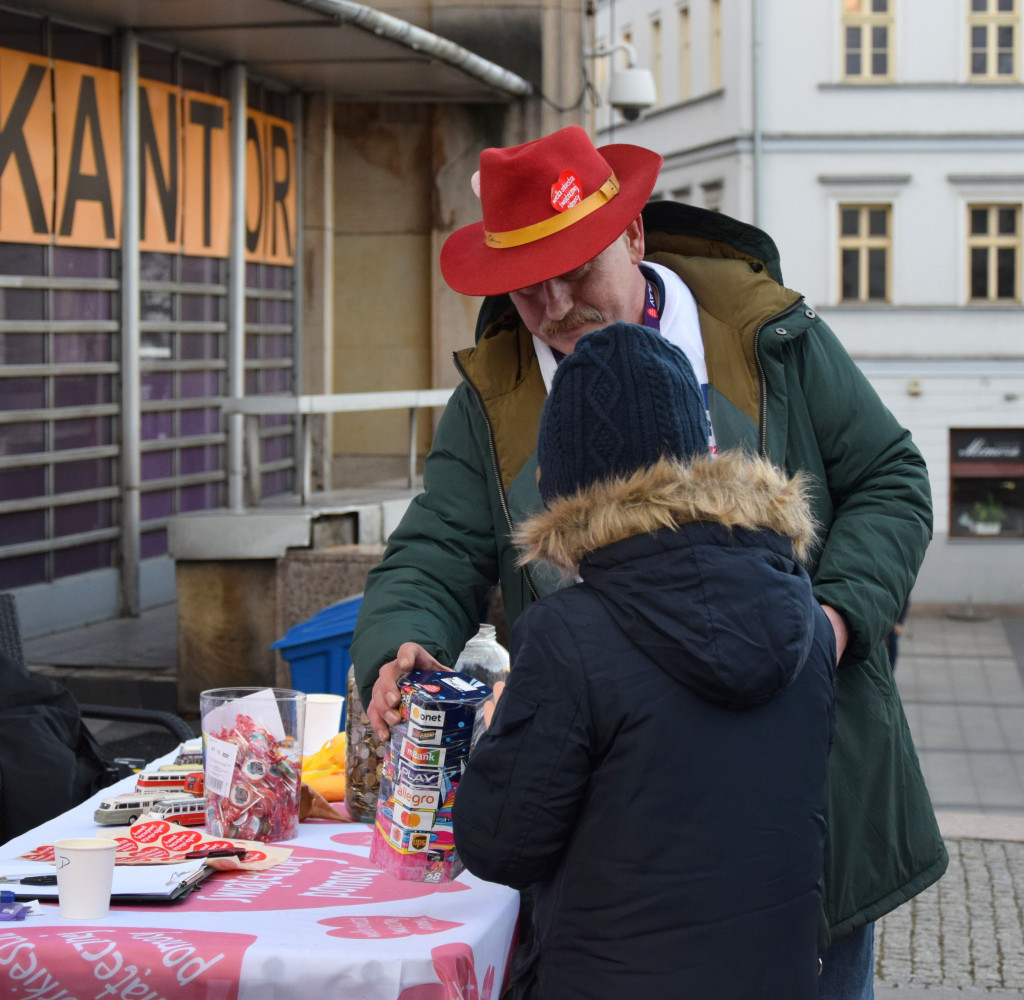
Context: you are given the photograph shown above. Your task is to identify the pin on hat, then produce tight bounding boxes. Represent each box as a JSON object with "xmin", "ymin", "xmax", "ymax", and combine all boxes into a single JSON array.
[{"xmin": 440, "ymin": 126, "xmax": 663, "ymax": 297}]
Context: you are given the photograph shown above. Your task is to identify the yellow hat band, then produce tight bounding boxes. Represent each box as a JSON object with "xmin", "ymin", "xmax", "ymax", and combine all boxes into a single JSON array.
[{"xmin": 484, "ymin": 175, "xmax": 620, "ymax": 249}]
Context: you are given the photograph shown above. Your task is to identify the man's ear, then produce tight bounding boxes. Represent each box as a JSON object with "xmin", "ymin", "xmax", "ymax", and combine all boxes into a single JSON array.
[{"xmin": 625, "ymin": 215, "xmax": 645, "ymax": 264}]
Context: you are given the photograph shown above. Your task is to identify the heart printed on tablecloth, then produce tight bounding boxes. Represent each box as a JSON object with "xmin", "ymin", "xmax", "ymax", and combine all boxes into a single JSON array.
[
  {"xmin": 179, "ymin": 845, "xmax": 469, "ymax": 912},
  {"xmin": 318, "ymin": 915, "xmax": 463, "ymax": 939}
]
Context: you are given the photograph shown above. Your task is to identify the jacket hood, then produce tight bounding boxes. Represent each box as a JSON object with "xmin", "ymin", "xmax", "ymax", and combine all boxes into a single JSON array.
[{"xmin": 516, "ymin": 451, "xmax": 821, "ymax": 707}]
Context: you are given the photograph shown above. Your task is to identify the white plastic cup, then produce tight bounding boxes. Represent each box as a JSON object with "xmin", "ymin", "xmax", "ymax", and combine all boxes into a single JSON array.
[
  {"xmin": 303, "ymin": 693, "xmax": 346, "ymax": 754},
  {"xmin": 53, "ymin": 838, "xmax": 118, "ymax": 919}
]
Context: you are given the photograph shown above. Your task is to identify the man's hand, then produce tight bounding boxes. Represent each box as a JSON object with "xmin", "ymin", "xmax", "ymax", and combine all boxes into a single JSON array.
[
  {"xmin": 481, "ymin": 680, "xmax": 505, "ymax": 729},
  {"xmin": 368, "ymin": 642, "xmax": 446, "ymax": 742},
  {"xmin": 819, "ymin": 604, "xmax": 849, "ymax": 664}
]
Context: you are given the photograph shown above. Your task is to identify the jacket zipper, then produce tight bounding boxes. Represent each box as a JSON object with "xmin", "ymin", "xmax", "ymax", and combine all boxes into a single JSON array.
[
  {"xmin": 752, "ymin": 298, "xmax": 804, "ymax": 457},
  {"xmin": 452, "ymin": 352, "xmax": 540, "ymax": 603}
]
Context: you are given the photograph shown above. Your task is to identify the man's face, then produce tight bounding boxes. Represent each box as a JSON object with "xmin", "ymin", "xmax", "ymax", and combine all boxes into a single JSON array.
[{"xmin": 508, "ymin": 218, "xmax": 647, "ymax": 355}]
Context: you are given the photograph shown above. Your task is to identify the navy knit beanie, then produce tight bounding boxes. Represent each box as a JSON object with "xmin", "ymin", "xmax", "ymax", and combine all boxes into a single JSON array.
[{"xmin": 537, "ymin": 323, "xmax": 709, "ymax": 504}]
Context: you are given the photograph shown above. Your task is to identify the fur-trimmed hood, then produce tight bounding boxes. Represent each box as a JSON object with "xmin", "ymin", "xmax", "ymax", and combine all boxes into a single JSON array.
[
  {"xmin": 515, "ymin": 451, "xmax": 823, "ymax": 708},
  {"xmin": 517, "ymin": 450, "xmax": 816, "ymax": 575}
]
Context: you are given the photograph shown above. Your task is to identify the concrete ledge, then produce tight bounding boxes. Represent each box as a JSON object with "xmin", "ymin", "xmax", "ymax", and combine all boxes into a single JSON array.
[{"xmin": 936, "ymin": 810, "xmax": 1024, "ymax": 843}]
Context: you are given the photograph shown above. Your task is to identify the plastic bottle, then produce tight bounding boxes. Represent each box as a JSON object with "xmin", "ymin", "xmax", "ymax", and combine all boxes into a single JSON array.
[
  {"xmin": 454, "ymin": 623, "xmax": 510, "ymax": 687},
  {"xmin": 344, "ymin": 665, "xmax": 384, "ymax": 822}
]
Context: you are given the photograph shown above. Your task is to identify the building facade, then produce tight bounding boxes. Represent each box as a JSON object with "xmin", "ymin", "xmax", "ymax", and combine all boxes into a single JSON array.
[
  {"xmin": 0, "ymin": 0, "xmax": 583, "ymax": 637},
  {"xmin": 593, "ymin": 0, "xmax": 1024, "ymax": 609}
]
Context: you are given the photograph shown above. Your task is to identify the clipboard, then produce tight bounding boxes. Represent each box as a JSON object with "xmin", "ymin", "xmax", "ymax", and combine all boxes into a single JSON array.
[{"xmin": 2, "ymin": 861, "xmax": 214, "ymax": 905}]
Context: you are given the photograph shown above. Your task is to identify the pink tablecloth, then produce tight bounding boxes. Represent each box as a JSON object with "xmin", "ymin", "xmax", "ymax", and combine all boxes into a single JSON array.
[{"xmin": 0, "ymin": 761, "xmax": 519, "ymax": 1000}]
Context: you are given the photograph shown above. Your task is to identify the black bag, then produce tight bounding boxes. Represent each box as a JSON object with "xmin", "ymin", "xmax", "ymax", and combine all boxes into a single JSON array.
[{"xmin": 0, "ymin": 649, "xmax": 127, "ymax": 846}]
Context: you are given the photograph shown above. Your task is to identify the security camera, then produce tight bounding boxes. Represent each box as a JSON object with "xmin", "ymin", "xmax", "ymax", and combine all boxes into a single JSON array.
[{"xmin": 609, "ymin": 67, "xmax": 657, "ymax": 121}]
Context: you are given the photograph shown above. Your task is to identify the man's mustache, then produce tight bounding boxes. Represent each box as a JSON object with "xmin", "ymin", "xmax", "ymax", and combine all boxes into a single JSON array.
[{"xmin": 540, "ymin": 307, "xmax": 603, "ymax": 339}]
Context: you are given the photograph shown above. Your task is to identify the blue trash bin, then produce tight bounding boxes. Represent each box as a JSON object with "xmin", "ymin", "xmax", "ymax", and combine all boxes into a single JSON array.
[{"xmin": 271, "ymin": 594, "xmax": 363, "ymax": 726}]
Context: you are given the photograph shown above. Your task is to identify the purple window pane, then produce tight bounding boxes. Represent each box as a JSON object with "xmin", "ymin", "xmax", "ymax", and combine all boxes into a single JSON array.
[
  {"xmin": 53, "ymin": 333, "xmax": 113, "ymax": 363},
  {"xmin": 261, "ymin": 468, "xmax": 292, "ymax": 497},
  {"xmin": 269, "ymin": 334, "xmax": 293, "ymax": 359},
  {"xmin": 3, "ymin": 289, "xmax": 45, "ymax": 320},
  {"xmin": 181, "ymin": 482, "xmax": 222, "ymax": 512},
  {"xmin": 263, "ymin": 299, "xmax": 290, "ymax": 325},
  {"xmin": 0, "ymin": 244, "xmax": 44, "ymax": 276},
  {"xmin": 0, "ymin": 422, "xmax": 46, "ymax": 455},
  {"xmin": 262, "ymin": 436, "xmax": 291, "ymax": 462},
  {"xmin": 181, "ymin": 332, "xmax": 222, "ymax": 361},
  {"xmin": 181, "ymin": 255, "xmax": 224, "ymax": 283},
  {"xmin": 0, "ymin": 467, "xmax": 45, "ymax": 501},
  {"xmin": 54, "ymin": 458, "xmax": 112, "ymax": 493},
  {"xmin": 181, "ymin": 371, "xmax": 221, "ymax": 398},
  {"xmin": 265, "ymin": 266, "xmax": 290, "ymax": 291},
  {"xmin": 141, "ymin": 528, "xmax": 169, "ymax": 559},
  {"xmin": 246, "ymin": 299, "xmax": 259, "ymax": 325},
  {"xmin": 180, "ymin": 294, "xmax": 222, "ymax": 322},
  {"xmin": 246, "ymin": 263, "xmax": 260, "ymax": 288},
  {"xmin": 141, "ymin": 411, "xmax": 174, "ymax": 440},
  {"xmin": 2, "ymin": 378, "xmax": 45, "ymax": 410},
  {"xmin": 54, "ymin": 374, "xmax": 112, "ymax": 407},
  {"xmin": 142, "ymin": 372, "xmax": 174, "ymax": 401},
  {"xmin": 0, "ymin": 554, "xmax": 47, "ymax": 588},
  {"xmin": 54, "ymin": 416, "xmax": 112, "ymax": 450},
  {"xmin": 53, "ymin": 290, "xmax": 112, "ymax": 321},
  {"xmin": 54, "ymin": 500, "xmax": 113, "ymax": 537},
  {"xmin": 181, "ymin": 444, "xmax": 220, "ymax": 474},
  {"xmin": 180, "ymin": 407, "xmax": 220, "ymax": 435},
  {"xmin": 262, "ymin": 369, "xmax": 291, "ymax": 394},
  {"xmin": 141, "ymin": 489, "xmax": 175, "ymax": 520},
  {"xmin": 53, "ymin": 247, "xmax": 111, "ymax": 279},
  {"xmin": 0, "ymin": 509, "xmax": 46, "ymax": 544},
  {"xmin": 263, "ymin": 414, "xmax": 290, "ymax": 429},
  {"xmin": 54, "ymin": 541, "xmax": 114, "ymax": 579},
  {"xmin": 245, "ymin": 337, "xmax": 259, "ymax": 360},
  {"xmin": 141, "ymin": 450, "xmax": 175, "ymax": 480},
  {"xmin": 245, "ymin": 371, "xmax": 258, "ymax": 395},
  {"xmin": 0, "ymin": 333, "xmax": 45, "ymax": 364}
]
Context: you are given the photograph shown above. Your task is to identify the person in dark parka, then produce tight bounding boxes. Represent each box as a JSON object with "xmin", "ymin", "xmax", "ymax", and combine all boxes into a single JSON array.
[{"xmin": 452, "ymin": 324, "xmax": 837, "ymax": 1000}]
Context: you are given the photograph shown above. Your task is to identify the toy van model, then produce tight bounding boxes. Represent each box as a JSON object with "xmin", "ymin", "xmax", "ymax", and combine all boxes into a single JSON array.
[
  {"xmin": 135, "ymin": 769, "xmax": 203, "ymax": 792},
  {"xmin": 94, "ymin": 791, "xmax": 190, "ymax": 826},
  {"xmin": 146, "ymin": 796, "xmax": 207, "ymax": 826}
]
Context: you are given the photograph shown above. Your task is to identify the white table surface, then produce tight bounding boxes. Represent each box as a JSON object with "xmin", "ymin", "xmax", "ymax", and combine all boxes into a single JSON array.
[{"xmin": 0, "ymin": 751, "xmax": 519, "ymax": 1000}]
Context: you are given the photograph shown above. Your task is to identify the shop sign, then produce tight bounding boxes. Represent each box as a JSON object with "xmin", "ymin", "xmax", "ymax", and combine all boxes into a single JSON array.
[
  {"xmin": 950, "ymin": 428, "xmax": 1024, "ymax": 477},
  {"xmin": 0, "ymin": 46, "xmax": 295, "ymax": 263}
]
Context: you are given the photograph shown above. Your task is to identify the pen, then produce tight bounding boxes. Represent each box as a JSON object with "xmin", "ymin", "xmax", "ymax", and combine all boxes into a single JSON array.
[
  {"xmin": 184, "ymin": 848, "xmax": 246, "ymax": 859},
  {"xmin": 0, "ymin": 875, "xmax": 58, "ymax": 885}
]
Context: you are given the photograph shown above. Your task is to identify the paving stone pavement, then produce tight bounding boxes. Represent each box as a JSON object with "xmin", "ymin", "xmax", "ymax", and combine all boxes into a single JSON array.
[{"xmin": 874, "ymin": 613, "xmax": 1024, "ymax": 997}]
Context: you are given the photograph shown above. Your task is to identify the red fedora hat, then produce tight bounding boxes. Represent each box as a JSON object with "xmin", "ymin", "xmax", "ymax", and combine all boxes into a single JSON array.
[{"xmin": 440, "ymin": 126, "xmax": 663, "ymax": 296}]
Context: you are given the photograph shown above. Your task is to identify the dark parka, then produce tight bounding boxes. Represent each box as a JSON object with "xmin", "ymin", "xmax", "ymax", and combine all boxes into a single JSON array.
[
  {"xmin": 453, "ymin": 453, "xmax": 837, "ymax": 1000},
  {"xmin": 351, "ymin": 201, "xmax": 949, "ymax": 941}
]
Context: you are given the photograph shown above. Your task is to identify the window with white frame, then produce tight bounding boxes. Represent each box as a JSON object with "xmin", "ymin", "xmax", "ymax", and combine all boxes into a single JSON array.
[
  {"xmin": 842, "ymin": 0, "xmax": 893, "ymax": 81},
  {"xmin": 678, "ymin": 3, "xmax": 691, "ymax": 101},
  {"xmin": 702, "ymin": 179, "xmax": 723, "ymax": 213},
  {"xmin": 839, "ymin": 204, "xmax": 891, "ymax": 301},
  {"xmin": 968, "ymin": 204, "xmax": 1020, "ymax": 301},
  {"xmin": 969, "ymin": 0, "xmax": 1019, "ymax": 81}
]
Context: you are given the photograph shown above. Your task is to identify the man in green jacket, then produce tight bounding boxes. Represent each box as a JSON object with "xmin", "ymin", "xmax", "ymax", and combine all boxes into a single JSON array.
[{"xmin": 350, "ymin": 125, "xmax": 948, "ymax": 998}]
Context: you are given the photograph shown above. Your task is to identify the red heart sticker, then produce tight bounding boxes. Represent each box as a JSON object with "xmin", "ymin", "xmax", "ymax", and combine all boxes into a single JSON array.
[
  {"xmin": 551, "ymin": 170, "xmax": 582, "ymax": 212},
  {"xmin": 129, "ymin": 820, "xmax": 172, "ymax": 843},
  {"xmin": 162, "ymin": 830, "xmax": 204, "ymax": 852}
]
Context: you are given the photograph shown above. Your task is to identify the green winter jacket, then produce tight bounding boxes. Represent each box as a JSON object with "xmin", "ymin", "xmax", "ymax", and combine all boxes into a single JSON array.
[{"xmin": 351, "ymin": 200, "xmax": 948, "ymax": 941}]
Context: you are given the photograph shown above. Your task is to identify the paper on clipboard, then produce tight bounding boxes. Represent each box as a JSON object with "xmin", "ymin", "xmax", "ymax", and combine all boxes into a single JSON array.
[{"xmin": 1, "ymin": 860, "xmax": 211, "ymax": 903}]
